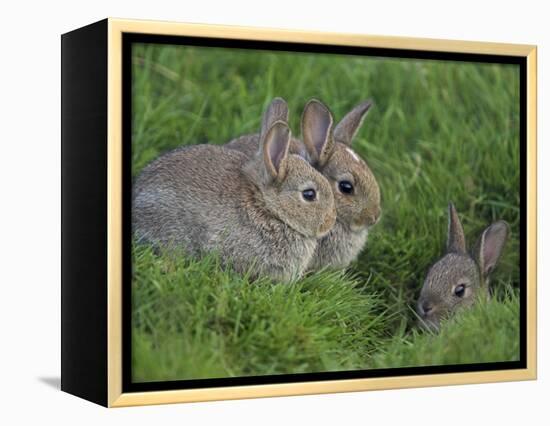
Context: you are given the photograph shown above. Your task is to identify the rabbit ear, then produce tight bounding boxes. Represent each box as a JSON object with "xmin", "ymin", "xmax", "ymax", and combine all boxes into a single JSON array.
[
  {"xmin": 447, "ymin": 202, "xmax": 466, "ymax": 254},
  {"xmin": 333, "ymin": 100, "xmax": 373, "ymax": 146},
  {"xmin": 261, "ymin": 97, "xmax": 289, "ymax": 140},
  {"xmin": 476, "ymin": 221, "xmax": 509, "ymax": 278},
  {"xmin": 262, "ymin": 120, "xmax": 291, "ymax": 181},
  {"xmin": 301, "ymin": 99, "xmax": 334, "ymax": 167}
]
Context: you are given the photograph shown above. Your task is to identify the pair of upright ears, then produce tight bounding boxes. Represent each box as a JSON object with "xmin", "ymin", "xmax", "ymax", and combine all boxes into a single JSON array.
[
  {"xmin": 257, "ymin": 97, "xmax": 373, "ymax": 181},
  {"xmin": 447, "ymin": 202, "xmax": 509, "ymax": 279},
  {"xmin": 301, "ymin": 99, "xmax": 373, "ymax": 167}
]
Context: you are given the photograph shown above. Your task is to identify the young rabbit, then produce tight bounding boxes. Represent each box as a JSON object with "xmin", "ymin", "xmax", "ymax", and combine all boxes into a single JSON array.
[
  {"xmin": 133, "ymin": 105, "xmax": 336, "ymax": 282},
  {"xmin": 227, "ymin": 98, "xmax": 381, "ymax": 270},
  {"xmin": 417, "ymin": 202, "xmax": 509, "ymax": 330}
]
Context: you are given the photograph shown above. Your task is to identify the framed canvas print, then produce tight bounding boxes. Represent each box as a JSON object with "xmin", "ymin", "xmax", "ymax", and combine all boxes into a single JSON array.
[{"xmin": 61, "ymin": 18, "xmax": 537, "ymax": 407}]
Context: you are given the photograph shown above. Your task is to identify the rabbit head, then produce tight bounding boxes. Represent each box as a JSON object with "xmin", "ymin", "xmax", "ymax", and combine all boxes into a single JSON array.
[
  {"xmin": 301, "ymin": 99, "xmax": 381, "ymax": 233},
  {"xmin": 417, "ymin": 202, "xmax": 509, "ymax": 330},
  {"xmin": 242, "ymin": 113, "xmax": 336, "ymax": 240}
]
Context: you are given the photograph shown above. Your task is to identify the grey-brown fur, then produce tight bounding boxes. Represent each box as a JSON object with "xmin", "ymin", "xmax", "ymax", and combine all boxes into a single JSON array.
[
  {"xmin": 133, "ymin": 105, "xmax": 336, "ymax": 282},
  {"xmin": 417, "ymin": 202, "xmax": 509, "ymax": 330},
  {"xmin": 227, "ymin": 98, "xmax": 381, "ymax": 271}
]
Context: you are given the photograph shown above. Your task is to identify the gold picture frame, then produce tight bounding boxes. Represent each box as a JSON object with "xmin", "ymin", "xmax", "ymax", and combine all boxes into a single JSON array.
[{"xmin": 61, "ymin": 17, "xmax": 537, "ymax": 407}]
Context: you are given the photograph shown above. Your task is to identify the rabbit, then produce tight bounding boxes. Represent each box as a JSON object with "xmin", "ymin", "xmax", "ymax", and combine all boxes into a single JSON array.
[
  {"xmin": 132, "ymin": 104, "xmax": 337, "ymax": 283},
  {"xmin": 417, "ymin": 202, "xmax": 509, "ymax": 330},
  {"xmin": 227, "ymin": 98, "xmax": 381, "ymax": 271}
]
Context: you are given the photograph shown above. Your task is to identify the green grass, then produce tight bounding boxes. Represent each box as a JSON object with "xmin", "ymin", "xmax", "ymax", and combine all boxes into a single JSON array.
[
  {"xmin": 371, "ymin": 290, "xmax": 520, "ymax": 368},
  {"xmin": 132, "ymin": 246, "xmax": 392, "ymax": 381},
  {"xmin": 131, "ymin": 43, "xmax": 521, "ymax": 382}
]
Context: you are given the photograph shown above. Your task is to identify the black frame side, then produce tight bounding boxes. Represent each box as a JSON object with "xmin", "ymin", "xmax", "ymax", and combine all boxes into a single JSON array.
[{"xmin": 61, "ymin": 18, "xmax": 109, "ymax": 407}]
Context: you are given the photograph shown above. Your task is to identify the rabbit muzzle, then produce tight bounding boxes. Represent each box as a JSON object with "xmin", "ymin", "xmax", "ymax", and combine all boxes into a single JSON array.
[
  {"xmin": 350, "ymin": 206, "xmax": 381, "ymax": 232},
  {"xmin": 417, "ymin": 299, "xmax": 441, "ymax": 331},
  {"xmin": 317, "ymin": 206, "xmax": 337, "ymax": 237}
]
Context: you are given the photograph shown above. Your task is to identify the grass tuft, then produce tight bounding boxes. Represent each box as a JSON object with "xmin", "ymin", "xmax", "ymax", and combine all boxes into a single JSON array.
[
  {"xmin": 370, "ymin": 289, "xmax": 520, "ymax": 367},
  {"xmin": 132, "ymin": 245, "xmax": 392, "ymax": 382}
]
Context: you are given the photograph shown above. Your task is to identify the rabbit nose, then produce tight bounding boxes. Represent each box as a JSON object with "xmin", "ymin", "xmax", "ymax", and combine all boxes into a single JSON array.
[
  {"xmin": 362, "ymin": 207, "xmax": 381, "ymax": 226},
  {"xmin": 419, "ymin": 301, "xmax": 434, "ymax": 316}
]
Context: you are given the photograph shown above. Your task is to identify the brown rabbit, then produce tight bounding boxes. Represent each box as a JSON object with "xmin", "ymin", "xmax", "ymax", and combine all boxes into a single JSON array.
[
  {"xmin": 133, "ymin": 105, "xmax": 336, "ymax": 282},
  {"xmin": 417, "ymin": 203, "xmax": 509, "ymax": 330},
  {"xmin": 227, "ymin": 98, "xmax": 381, "ymax": 270}
]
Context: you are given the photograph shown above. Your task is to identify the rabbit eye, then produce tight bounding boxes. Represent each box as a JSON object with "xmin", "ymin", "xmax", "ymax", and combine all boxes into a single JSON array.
[
  {"xmin": 338, "ymin": 180, "xmax": 354, "ymax": 195},
  {"xmin": 302, "ymin": 189, "xmax": 316, "ymax": 202},
  {"xmin": 454, "ymin": 284, "xmax": 466, "ymax": 298}
]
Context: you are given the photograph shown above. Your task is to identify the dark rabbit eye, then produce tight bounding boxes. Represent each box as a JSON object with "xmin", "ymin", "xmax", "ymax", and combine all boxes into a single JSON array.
[
  {"xmin": 302, "ymin": 189, "xmax": 316, "ymax": 202},
  {"xmin": 339, "ymin": 180, "xmax": 354, "ymax": 195},
  {"xmin": 454, "ymin": 284, "xmax": 466, "ymax": 298}
]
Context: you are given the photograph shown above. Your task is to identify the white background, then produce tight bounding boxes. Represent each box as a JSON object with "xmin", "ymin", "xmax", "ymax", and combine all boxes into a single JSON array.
[{"xmin": 0, "ymin": 0, "xmax": 546, "ymax": 424}]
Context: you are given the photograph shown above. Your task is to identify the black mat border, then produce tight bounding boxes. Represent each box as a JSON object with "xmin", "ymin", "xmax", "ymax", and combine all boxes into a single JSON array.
[{"xmin": 121, "ymin": 32, "xmax": 527, "ymax": 393}]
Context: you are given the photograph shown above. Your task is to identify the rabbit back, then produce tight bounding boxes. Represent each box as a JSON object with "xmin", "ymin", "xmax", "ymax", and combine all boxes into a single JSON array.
[{"xmin": 133, "ymin": 144, "xmax": 241, "ymax": 253}]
